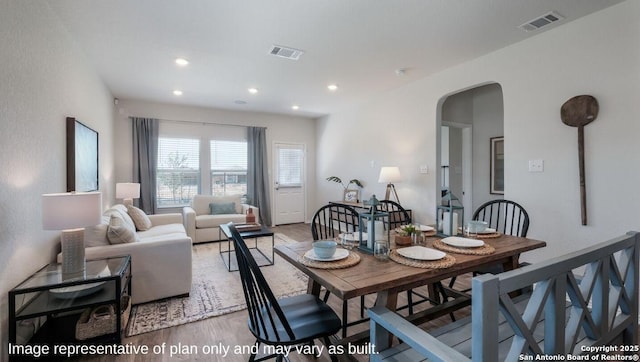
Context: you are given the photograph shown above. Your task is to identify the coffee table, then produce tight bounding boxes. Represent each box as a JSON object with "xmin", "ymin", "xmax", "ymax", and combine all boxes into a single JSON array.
[{"xmin": 219, "ymin": 225, "xmax": 275, "ymax": 272}]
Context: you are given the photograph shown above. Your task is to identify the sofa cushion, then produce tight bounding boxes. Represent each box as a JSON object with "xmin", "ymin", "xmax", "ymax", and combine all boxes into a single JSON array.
[
  {"xmin": 107, "ymin": 214, "xmax": 139, "ymax": 244},
  {"xmin": 195, "ymin": 214, "xmax": 246, "ymax": 229},
  {"xmin": 137, "ymin": 223, "xmax": 187, "ymax": 239},
  {"xmin": 209, "ymin": 202, "xmax": 237, "ymax": 215},
  {"xmin": 192, "ymin": 195, "xmax": 242, "ymax": 215},
  {"xmin": 127, "ymin": 205, "xmax": 152, "ymax": 231}
]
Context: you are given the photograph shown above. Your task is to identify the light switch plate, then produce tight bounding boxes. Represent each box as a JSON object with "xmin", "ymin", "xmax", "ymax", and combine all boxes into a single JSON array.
[
  {"xmin": 529, "ymin": 159, "xmax": 544, "ymax": 172},
  {"xmin": 419, "ymin": 165, "xmax": 428, "ymax": 174}
]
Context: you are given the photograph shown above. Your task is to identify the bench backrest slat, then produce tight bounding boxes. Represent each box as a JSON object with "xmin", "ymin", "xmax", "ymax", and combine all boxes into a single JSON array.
[{"xmin": 472, "ymin": 231, "xmax": 639, "ymax": 361}]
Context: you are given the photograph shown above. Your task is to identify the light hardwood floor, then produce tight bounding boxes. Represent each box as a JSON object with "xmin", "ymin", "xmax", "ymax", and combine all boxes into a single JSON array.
[{"xmin": 74, "ymin": 223, "xmax": 470, "ymax": 362}]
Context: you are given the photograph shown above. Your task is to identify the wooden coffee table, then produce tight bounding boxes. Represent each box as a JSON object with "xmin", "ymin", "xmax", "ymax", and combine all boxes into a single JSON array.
[{"xmin": 219, "ymin": 225, "xmax": 275, "ymax": 272}]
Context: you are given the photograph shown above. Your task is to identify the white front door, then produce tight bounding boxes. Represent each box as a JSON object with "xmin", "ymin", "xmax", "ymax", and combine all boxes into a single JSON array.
[{"xmin": 273, "ymin": 143, "xmax": 305, "ymax": 225}]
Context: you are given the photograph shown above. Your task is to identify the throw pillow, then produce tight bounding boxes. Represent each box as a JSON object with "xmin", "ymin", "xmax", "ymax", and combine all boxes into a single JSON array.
[
  {"xmin": 107, "ymin": 214, "xmax": 139, "ymax": 244},
  {"xmin": 210, "ymin": 202, "xmax": 236, "ymax": 215},
  {"xmin": 84, "ymin": 223, "xmax": 110, "ymax": 248},
  {"xmin": 127, "ymin": 205, "xmax": 152, "ymax": 231}
]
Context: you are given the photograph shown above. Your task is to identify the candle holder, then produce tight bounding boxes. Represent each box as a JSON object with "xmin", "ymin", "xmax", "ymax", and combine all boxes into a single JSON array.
[
  {"xmin": 436, "ymin": 191, "xmax": 464, "ymax": 237},
  {"xmin": 358, "ymin": 195, "xmax": 390, "ymax": 254}
]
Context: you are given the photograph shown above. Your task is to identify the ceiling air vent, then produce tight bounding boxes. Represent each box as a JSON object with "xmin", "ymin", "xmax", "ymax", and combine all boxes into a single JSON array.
[
  {"xmin": 268, "ymin": 45, "xmax": 304, "ymax": 60},
  {"xmin": 519, "ymin": 11, "xmax": 564, "ymax": 32}
]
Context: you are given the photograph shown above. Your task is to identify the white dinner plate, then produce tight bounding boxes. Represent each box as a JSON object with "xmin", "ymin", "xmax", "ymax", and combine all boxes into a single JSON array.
[
  {"xmin": 396, "ymin": 246, "xmax": 446, "ymax": 261},
  {"xmin": 395, "ymin": 225, "xmax": 434, "ymax": 233},
  {"xmin": 339, "ymin": 232, "xmax": 366, "ymax": 241},
  {"xmin": 49, "ymin": 264, "xmax": 111, "ymax": 299},
  {"xmin": 442, "ymin": 236, "xmax": 485, "ymax": 248},
  {"xmin": 418, "ymin": 225, "xmax": 434, "ymax": 232},
  {"xmin": 49, "ymin": 281, "xmax": 106, "ymax": 299},
  {"xmin": 476, "ymin": 228, "xmax": 497, "ymax": 234},
  {"xmin": 304, "ymin": 248, "xmax": 350, "ymax": 262}
]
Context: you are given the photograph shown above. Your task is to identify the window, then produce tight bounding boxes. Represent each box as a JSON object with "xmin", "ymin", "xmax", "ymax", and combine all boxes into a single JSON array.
[
  {"xmin": 277, "ymin": 147, "xmax": 303, "ymax": 187},
  {"xmin": 157, "ymin": 138, "xmax": 200, "ymax": 207},
  {"xmin": 210, "ymin": 140, "xmax": 247, "ymax": 196}
]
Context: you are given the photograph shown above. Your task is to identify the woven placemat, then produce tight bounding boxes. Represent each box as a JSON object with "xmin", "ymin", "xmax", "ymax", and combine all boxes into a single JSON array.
[
  {"xmin": 298, "ymin": 251, "xmax": 361, "ymax": 269},
  {"xmin": 475, "ymin": 232, "xmax": 502, "ymax": 239},
  {"xmin": 432, "ymin": 239, "xmax": 496, "ymax": 255},
  {"xmin": 389, "ymin": 250, "xmax": 456, "ymax": 269}
]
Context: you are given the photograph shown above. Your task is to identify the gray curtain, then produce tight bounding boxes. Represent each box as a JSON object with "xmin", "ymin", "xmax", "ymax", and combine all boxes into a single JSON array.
[
  {"xmin": 247, "ymin": 127, "xmax": 272, "ymax": 225},
  {"xmin": 132, "ymin": 117, "xmax": 159, "ymax": 214}
]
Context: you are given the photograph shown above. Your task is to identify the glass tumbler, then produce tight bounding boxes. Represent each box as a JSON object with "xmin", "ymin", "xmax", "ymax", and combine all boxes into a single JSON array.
[
  {"xmin": 464, "ymin": 223, "xmax": 477, "ymax": 238},
  {"xmin": 341, "ymin": 233, "xmax": 358, "ymax": 251},
  {"xmin": 374, "ymin": 240, "xmax": 390, "ymax": 260}
]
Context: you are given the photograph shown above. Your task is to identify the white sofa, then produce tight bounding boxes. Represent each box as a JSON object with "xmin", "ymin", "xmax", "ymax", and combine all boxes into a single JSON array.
[
  {"xmin": 57, "ymin": 204, "xmax": 192, "ymax": 305},
  {"xmin": 183, "ymin": 195, "xmax": 259, "ymax": 243}
]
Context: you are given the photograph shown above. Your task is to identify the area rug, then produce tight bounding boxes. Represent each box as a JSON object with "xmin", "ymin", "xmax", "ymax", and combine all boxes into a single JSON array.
[{"xmin": 125, "ymin": 233, "xmax": 308, "ymax": 336}]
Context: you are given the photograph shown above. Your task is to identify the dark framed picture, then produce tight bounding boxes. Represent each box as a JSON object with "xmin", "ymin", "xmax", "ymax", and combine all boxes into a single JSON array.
[
  {"xmin": 490, "ymin": 136, "xmax": 504, "ymax": 195},
  {"xmin": 67, "ymin": 117, "xmax": 99, "ymax": 192},
  {"xmin": 343, "ymin": 189, "xmax": 359, "ymax": 203}
]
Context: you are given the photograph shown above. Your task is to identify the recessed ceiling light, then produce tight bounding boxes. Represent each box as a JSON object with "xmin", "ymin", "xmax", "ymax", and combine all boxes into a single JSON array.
[
  {"xmin": 175, "ymin": 58, "xmax": 189, "ymax": 66},
  {"xmin": 291, "ymin": 105, "xmax": 299, "ymax": 110},
  {"xmin": 248, "ymin": 87, "xmax": 259, "ymax": 94},
  {"xmin": 173, "ymin": 90, "xmax": 183, "ymax": 96},
  {"xmin": 327, "ymin": 84, "xmax": 338, "ymax": 91}
]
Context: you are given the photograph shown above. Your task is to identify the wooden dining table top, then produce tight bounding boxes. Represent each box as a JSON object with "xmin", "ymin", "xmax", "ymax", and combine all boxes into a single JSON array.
[{"xmin": 274, "ymin": 235, "xmax": 546, "ymax": 305}]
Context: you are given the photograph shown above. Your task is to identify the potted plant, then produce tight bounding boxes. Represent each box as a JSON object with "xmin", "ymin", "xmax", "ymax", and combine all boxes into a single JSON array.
[
  {"xmin": 395, "ymin": 224, "xmax": 417, "ymax": 246},
  {"xmin": 326, "ymin": 176, "xmax": 364, "ymax": 202}
]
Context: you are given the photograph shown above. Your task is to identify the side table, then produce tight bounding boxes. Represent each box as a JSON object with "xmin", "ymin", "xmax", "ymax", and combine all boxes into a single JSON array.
[
  {"xmin": 219, "ymin": 224, "xmax": 275, "ymax": 272},
  {"xmin": 8, "ymin": 256, "xmax": 132, "ymax": 359}
]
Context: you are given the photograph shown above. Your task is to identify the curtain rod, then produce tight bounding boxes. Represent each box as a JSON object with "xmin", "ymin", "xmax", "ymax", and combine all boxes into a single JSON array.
[{"xmin": 130, "ymin": 116, "xmax": 265, "ymax": 129}]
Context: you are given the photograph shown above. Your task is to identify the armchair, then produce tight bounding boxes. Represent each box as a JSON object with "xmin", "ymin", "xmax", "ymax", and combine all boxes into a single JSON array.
[{"xmin": 183, "ymin": 195, "xmax": 259, "ymax": 243}]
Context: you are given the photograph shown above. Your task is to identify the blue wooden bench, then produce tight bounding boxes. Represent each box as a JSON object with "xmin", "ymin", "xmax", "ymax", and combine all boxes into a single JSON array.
[{"xmin": 369, "ymin": 231, "xmax": 639, "ymax": 361}]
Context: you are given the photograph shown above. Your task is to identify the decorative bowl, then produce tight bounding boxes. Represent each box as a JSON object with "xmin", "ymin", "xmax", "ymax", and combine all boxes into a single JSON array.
[
  {"xmin": 312, "ymin": 240, "xmax": 337, "ymax": 259},
  {"xmin": 468, "ymin": 220, "xmax": 488, "ymax": 232}
]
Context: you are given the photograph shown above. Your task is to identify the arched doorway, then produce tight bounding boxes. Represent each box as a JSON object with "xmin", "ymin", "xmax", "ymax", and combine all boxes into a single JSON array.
[{"xmin": 439, "ymin": 83, "xmax": 504, "ymax": 223}]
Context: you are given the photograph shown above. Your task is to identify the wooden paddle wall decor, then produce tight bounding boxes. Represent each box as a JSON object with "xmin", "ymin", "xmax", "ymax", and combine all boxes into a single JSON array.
[{"xmin": 560, "ymin": 95, "xmax": 599, "ymax": 225}]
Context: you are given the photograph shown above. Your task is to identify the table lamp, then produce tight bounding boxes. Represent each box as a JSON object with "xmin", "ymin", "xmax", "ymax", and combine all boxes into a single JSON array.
[
  {"xmin": 116, "ymin": 182, "xmax": 140, "ymax": 206},
  {"xmin": 378, "ymin": 166, "xmax": 402, "ymax": 203},
  {"xmin": 42, "ymin": 192, "xmax": 102, "ymax": 277}
]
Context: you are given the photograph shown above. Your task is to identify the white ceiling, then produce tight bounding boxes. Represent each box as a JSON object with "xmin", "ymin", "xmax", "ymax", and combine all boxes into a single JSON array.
[{"xmin": 47, "ymin": 0, "xmax": 622, "ymax": 118}]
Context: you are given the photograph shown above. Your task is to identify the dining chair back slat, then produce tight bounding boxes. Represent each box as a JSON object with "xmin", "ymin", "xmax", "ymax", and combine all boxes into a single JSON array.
[
  {"xmin": 223, "ymin": 222, "xmax": 342, "ymax": 361},
  {"xmin": 228, "ymin": 223, "xmax": 294, "ymax": 342},
  {"xmin": 376, "ymin": 200, "xmax": 411, "ymax": 230},
  {"xmin": 311, "ymin": 204, "xmax": 359, "ymax": 240},
  {"xmin": 472, "ymin": 199, "xmax": 529, "ymax": 237}
]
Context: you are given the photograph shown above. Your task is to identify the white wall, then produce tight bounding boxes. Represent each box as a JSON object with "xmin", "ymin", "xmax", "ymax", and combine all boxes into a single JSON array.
[
  {"xmin": 441, "ymin": 84, "xmax": 504, "ymax": 211},
  {"xmin": 317, "ymin": 0, "xmax": 640, "ymax": 263},
  {"xmin": 113, "ymin": 99, "xmax": 317, "ymax": 222},
  {"xmin": 448, "ymin": 127, "xmax": 463, "ymax": 199},
  {"xmin": 471, "ymin": 84, "xmax": 503, "ymax": 207},
  {"xmin": 442, "ymin": 90, "xmax": 473, "ymax": 124},
  {"xmin": 0, "ymin": 1, "xmax": 114, "ymax": 356}
]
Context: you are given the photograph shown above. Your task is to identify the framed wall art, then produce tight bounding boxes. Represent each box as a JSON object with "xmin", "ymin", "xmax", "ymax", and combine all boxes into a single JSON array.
[
  {"xmin": 66, "ymin": 117, "xmax": 99, "ymax": 192},
  {"xmin": 343, "ymin": 189, "xmax": 359, "ymax": 203}
]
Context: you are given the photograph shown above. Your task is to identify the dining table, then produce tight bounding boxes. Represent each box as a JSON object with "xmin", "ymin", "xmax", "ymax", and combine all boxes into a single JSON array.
[{"xmin": 274, "ymin": 233, "xmax": 546, "ymax": 345}]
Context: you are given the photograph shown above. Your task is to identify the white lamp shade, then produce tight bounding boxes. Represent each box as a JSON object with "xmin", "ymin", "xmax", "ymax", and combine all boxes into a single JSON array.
[
  {"xmin": 42, "ymin": 192, "xmax": 102, "ymax": 230},
  {"xmin": 116, "ymin": 182, "xmax": 140, "ymax": 199},
  {"xmin": 378, "ymin": 167, "xmax": 402, "ymax": 183}
]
